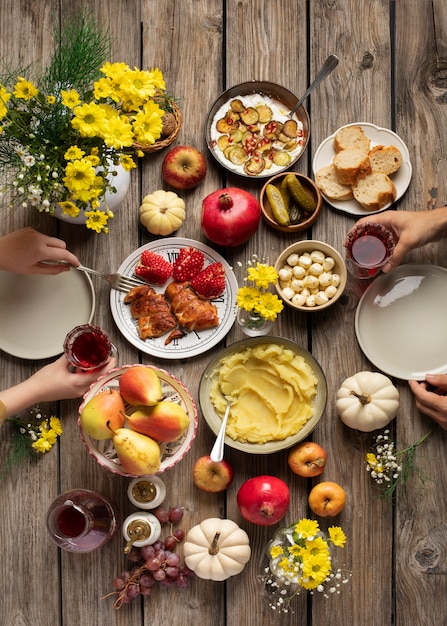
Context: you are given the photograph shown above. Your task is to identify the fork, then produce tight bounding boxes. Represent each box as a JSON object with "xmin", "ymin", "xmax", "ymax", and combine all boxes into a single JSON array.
[{"xmin": 42, "ymin": 260, "xmax": 147, "ymax": 292}]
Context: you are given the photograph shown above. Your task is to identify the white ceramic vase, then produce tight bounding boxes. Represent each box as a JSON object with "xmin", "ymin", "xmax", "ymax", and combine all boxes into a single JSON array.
[{"xmin": 53, "ymin": 162, "xmax": 130, "ymax": 225}]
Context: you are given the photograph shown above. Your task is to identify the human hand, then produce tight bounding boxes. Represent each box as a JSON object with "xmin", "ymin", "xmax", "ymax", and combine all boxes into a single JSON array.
[
  {"xmin": 27, "ymin": 354, "xmax": 118, "ymax": 402},
  {"xmin": 354, "ymin": 207, "xmax": 447, "ymax": 272},
  {"xmin": 0, "ymin": 227, "xmax": 80, "ymax": 274},
  {"xmin": 408, "ymin": 374, "xmax": 447, "ymax": 429}
]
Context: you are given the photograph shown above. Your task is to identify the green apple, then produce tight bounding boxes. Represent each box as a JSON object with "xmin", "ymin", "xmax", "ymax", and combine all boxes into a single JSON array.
[
  {"xmin": 119, "ymin": 366, "xmax": 163, "ymax": 406},
  {"xmin": 127, "ymin": 400, "xmax": 190, "ymax": 442},
  {"xmin": 80, "ymin": 389, "xmax": 125, "ymax": 440}
]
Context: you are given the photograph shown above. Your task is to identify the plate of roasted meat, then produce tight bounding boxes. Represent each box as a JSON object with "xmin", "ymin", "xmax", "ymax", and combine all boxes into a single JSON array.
[{"xmin": 110, "ymin": 238, "xmax": 238, "ymax": 359}]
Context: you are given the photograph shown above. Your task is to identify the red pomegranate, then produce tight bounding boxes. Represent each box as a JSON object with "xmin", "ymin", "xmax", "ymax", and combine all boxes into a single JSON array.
[
  {"xmin": 236, "ymin": 475, "xmax": 290, "ymax": 526},
  {"xmin": 201, "ymin": 187, "xmax": 261, "ymax": 247}
]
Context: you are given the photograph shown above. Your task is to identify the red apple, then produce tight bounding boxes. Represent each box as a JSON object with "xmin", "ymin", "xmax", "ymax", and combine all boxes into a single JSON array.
[
  {"xmin": 201, "ymin": 187, "xmax": 261, "ymax": 247},
  {"xmin": 162, "ymin": 145, "xmax": 207, "ymax": 189},
  {"xmin": 192, "ymin": 455, "xmax": 234, "ymax": 493},
  {"xmin": 308, "ymin": 481, "xmax": 346, "ymax": 517},
  {"xmin": 287, "ymin": 441, "xmax": 327, "ymax": 477}
]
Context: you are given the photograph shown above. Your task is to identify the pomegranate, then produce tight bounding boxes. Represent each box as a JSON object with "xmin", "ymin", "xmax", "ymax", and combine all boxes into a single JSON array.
[
  {"xmin": 201, "ymin": 187, "xmax": 261, "ymax": 247},
  {"xmin": 236, "ymin": 475, "xmax": 290, "ymax": 526}
]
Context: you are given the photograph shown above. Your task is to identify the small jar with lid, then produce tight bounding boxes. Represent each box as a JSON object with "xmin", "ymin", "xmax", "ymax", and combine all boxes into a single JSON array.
[
  {"xmin": 122, "ymin": 512, "xmax": 162, "ymax": 553},
  {"xmin": 127, "ymin": 476, "xmax": 166, "ymax": 510}
]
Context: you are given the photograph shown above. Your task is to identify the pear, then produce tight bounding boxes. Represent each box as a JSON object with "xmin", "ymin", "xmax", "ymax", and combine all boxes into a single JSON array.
[
  {"xmin": 127, "ymin": 401, "xmax": 190, "ymax": 442},
  {"xmin": 113, "ymin": 428, "xmax": 161, "ymax": 475},
  {"xmin": 80, "ymin": 389, "xmax": 125, "ymax": 440},
  {"xmin": 119, "ymin": 366, "xmax": 163, "ymax": 407}
]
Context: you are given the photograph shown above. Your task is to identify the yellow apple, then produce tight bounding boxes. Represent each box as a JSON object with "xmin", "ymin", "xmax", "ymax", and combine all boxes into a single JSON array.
[{"xmin": 308, "ymin": 481, "xmax": 346, "ymax": 517}]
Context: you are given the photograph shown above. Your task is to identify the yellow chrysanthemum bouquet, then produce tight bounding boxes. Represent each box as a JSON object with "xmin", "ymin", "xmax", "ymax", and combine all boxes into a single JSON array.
[
  {"xmin": 0, "ymin": 11, "xmax": 172, "ymax": 233},
  {"xmin": 259, "ymin": 519, "xmax": 350, "ymax": 613},
  {"xmin": 236, "ymin": 255, "xmax": 284, "ymax": 333}
]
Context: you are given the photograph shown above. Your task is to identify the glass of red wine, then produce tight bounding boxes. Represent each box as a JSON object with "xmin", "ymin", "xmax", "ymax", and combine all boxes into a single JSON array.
[
  {"xmin": 344, "ymin": 222, "xmax": 396, "ymax": 279},
  {"xmin": 63, "ymin": 324, "xmax": 117, "ymax": 371},
  {"xmin": 46, "ymin": 489, "xmax": 120, "ymax": 553}
]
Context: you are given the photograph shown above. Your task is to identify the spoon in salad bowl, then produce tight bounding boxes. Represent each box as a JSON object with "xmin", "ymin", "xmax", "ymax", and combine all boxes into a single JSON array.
[{"xmin": 288, "ymin": 54, "xmax": 339, "ymax": 118}]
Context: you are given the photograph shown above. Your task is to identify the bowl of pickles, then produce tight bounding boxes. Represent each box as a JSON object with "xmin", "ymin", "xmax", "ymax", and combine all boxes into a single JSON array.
[{"xmin": 259, "ymin": 172, "xmax": 323, "ymax": 233}]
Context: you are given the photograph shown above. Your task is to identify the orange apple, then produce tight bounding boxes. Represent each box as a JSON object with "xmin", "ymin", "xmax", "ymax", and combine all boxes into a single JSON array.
[
  {"xmin": 288, "ymin": 441, "xmax": 327, "ymax": 477},
  {"xmin": 308, "ymin": 481, "xmax": 346, "ymax": 517}
]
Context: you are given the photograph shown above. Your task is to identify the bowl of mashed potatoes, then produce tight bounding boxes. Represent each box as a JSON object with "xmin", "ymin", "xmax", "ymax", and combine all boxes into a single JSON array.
[{"xmin": 198, "ymin": 337, "xmax": 327, "ymax": 454}]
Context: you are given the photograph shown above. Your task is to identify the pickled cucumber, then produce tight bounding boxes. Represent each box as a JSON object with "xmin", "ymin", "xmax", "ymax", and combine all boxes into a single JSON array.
[
  {"xmin": 266, "ymin": 183, "xmax": 290, "ymax": 226},
  {"xmin": 285, "ymin": 173, "xmax": 317, "ymax": 213},
  {"xmin": 288, "ymin": 203, "xmax": 303, "ymax": 224},
  {"xmin": 278, "ymin": 177, "xmax": 292, "ymax": 213}
]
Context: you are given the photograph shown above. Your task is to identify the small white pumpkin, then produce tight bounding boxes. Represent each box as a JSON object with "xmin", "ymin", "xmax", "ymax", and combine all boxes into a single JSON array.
[
  {"xmin": 183, "ymin": 518, "xmax": 251, "ymax": 581},
  {"xmin": 139, "ymin": 190, "xmax": 186, "ymax": 236},
  {"xmin": 336, "ymin": 371, "xmax": 399, "ymax": 432}
]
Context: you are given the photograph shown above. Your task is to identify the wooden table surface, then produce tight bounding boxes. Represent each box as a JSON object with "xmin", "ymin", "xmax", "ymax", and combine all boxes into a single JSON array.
[{"xmin": 1, "ymin": 1, "xmax": 447, "ymax": 625}]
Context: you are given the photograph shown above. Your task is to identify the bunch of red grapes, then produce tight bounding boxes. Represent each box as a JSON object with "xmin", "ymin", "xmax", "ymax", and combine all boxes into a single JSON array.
[{"xmin": 110, "ymin": 506, "xmax": 194, "ymax": 608}]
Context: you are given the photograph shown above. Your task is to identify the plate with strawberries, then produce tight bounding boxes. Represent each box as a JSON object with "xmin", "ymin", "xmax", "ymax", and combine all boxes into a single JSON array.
[{"xmin": 110, "ymin": 238, "xmax": 238, "ymax": 359}]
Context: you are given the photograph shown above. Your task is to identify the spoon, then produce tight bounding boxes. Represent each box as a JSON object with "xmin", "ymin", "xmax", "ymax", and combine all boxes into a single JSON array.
[
  {"xmin": 288, "ymin": 54, "xmax": 339, "ymax": 118},
  {"xmin": 210, "ymin": 400, "xmax": 231, "ymax": 463}
]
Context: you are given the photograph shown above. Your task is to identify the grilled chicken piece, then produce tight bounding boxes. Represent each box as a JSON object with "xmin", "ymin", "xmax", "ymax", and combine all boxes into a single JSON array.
[
  {"xmin": 124, "ymin": 285, "xmax": 177, "ymax": 339},
  {"xmin": 165, "ymin": 281, "xmax": 219, "ymax": 332}
]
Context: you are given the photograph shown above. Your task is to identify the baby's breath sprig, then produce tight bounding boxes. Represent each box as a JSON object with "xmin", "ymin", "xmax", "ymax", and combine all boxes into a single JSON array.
[
  {"xmin": 365, "ymin": 428, "xmax": 433, "ymax": 499},
  {"xmin": 1, "ymin": 407, "xmax": 62, "ymax": 478}
]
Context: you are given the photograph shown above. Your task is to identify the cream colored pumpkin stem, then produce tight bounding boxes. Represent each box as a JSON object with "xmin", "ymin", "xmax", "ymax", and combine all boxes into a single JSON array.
[
  {"xmin": 209, "ymin": 532, "xmax": 221, "ymax": 555},
  {"xmin": 349, "ymin": 390, "xmax": 371, "ymax": 405}
]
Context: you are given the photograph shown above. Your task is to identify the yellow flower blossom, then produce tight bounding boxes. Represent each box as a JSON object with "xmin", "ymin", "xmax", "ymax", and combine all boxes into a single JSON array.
[
  {"xmin": 47, "ymin": 95, "xmax": 56, "ymax": 104},
  {"xmin": 132, "ymin": 100, "xmax": 164, "ymax": 146},
  {"xmin": 57, "ymin": 201, "xmax": 81, "ymax": 217},
  {"xmin": 294, "ymin": 518, "xmax": 320, "ymax": 539},
  {"xmin": 102, "ymin": 115, "xmax": 134, "ymax": 149},
  {"xmin": 63, "ymin": 159, "xmax": 96, "ymax": 192},
  {"xmin": 49, "ymin": 416, "xmax": 63, "ymax": 435},
  {"xmin": 328, "ymin": 526, "xmax": 347, "ymax": 548},
  {"xmin": 270, "ymin": 545, "xmax": 284, "ymax": 559},
  {"xmin": 236, "ymin": 286, "xmax": 260, "ymax": 311},
  {"xmin": 71, "ymin": 102, "xmax": 107, "ymax": 137},
  {"xmin": 14, "ymin": 77, "xmax": 38, "ymax": 100},
  {"xmin": 119, "ymin": 154, "xmax": 137, "ymax": 171},
  {"xmin": 247, "ymin": 263, "xmax": 278, "ymax": 289},
  {"xmin": 64, "ymin": 146, "xmax": 85, "ymax": 161},
  {"xmin": 85, "ymin": 209, "xmax": 111, "ymax": 233},
  {"xmin": 253, "ymin": 292, "xmax": 283, "ymax": 321},
  {"xmin": 61, "ymin": 89, "xmax": 81, "ymax": 108}
]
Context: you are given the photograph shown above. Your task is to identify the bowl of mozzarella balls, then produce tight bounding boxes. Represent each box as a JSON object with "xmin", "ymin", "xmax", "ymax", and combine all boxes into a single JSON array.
[{"xmin": 274, "ymin": 240, "xmax": 347, "ymax": 311}]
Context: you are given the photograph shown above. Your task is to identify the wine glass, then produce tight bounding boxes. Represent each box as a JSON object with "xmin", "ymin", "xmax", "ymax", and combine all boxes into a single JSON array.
[{"xmin": 63, "ymin": 324, "xmax": 118, "ymax": 371}]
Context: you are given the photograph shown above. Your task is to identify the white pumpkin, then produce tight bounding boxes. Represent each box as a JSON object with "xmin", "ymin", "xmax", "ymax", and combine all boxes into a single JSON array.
[
  {"xmin": 139, "ymin": 190, "xmax": 186, "ymax": 236},
  {"xmin": 183, "ymin": 518, "xmax": 251, "ymax": 581},
  {"xmin": 336, "ymin": 371, "xmax": 399, "ymax": 432}
]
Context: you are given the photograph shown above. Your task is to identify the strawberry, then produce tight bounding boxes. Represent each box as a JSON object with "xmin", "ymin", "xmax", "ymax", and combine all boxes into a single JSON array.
[
  {"xmin": 172, "ymin": 247, "xmax": 205, "ymax": 281},
  {"xmin": 134, "ymin": 250, "xmax": 172, "ymax": 285},
  {"xmin": 190, "ymin": 262, "xmax": 225, "ymax": 299}
]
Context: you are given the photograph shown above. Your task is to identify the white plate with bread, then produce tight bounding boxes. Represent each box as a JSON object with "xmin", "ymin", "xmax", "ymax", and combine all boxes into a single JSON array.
[
  {"xmin": 312, "ymin": 122, "xmax": 412, "ymax": 216},
  {"xmin": 110, "ymin": 238, "xmax": 238, "ymax": 359}
]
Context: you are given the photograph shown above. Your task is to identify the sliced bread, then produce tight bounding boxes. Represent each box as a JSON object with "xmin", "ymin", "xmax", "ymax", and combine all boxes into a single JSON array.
[
  {"xmin": 332, "ymin": 148, "xmax": 372, "ymax": 185},
  {"xmin": 333, "ymin": 125, "xmax": 370, "ymax": 153},
  {"xmin": 368, "ymin": 144, "xmax": 402, "ymax": 175},
  {"xmin": 315, "ymin": 164, "xmax": 354, "ymax": 200},
  {"xmin": 352, "ymin": 172, "xmax": 396, "ymax": 211}
]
